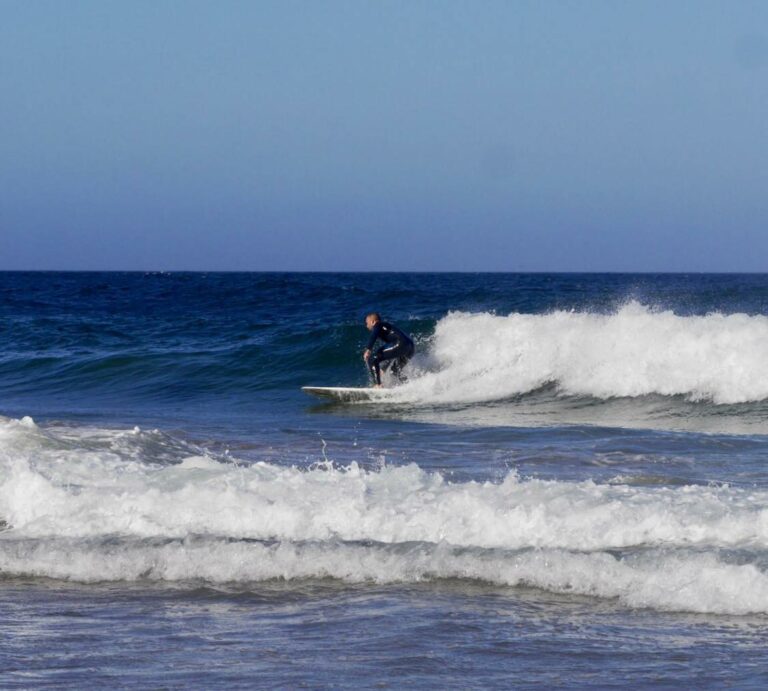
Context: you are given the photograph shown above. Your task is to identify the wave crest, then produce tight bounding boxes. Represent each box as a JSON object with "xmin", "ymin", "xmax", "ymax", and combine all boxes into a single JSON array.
[{"xmin": 396, "ymin": 303, "xmax": 768, "ymax": 405}]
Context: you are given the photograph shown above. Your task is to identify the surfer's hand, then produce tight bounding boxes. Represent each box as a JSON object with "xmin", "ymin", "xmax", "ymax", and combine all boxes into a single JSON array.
[{"xmin": 363, "ymin": 349, "xmax": 371, "ymax": 361}]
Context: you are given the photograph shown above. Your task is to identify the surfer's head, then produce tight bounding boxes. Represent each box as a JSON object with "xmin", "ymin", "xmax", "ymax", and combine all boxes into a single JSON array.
[{"xmin": 365, "ymin": 312, "xmax": 381, "ymax": 330}]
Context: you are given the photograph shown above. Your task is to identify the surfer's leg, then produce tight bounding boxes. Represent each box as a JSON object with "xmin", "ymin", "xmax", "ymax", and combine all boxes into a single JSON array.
[
  {"xmin": 370, "ymin": 345, "xmax": 399, "ymax": 386},
  {"xmin": 390, "ymin": 340, "xmax": 415, "ymax": 380},
  {"xmin": 391, "ymin": 356, "xmax": 409, "ymax": 382},
  {"xmin": 375, "ymin": 342, "xmax": 413, "ymax": 384},
  {"xmin": 400, "ymin": 342, "xmax": 415, "ymax": 380}
]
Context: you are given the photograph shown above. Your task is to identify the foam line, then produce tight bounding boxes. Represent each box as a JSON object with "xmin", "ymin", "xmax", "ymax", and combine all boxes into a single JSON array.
[
  {"xmin": 3, "ymin": 416, "xmax": 767, "ymax": 613},
  {"xmin": 1, "ymin": 537, "xmax": 766, "ymax": 615},
  {"xmin": 1, "ymin": 418, "xmax": 767, "ymax": 551}
]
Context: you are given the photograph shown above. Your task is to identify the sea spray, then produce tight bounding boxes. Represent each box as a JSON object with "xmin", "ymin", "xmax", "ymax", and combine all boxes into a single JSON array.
[{"xmin": 394, "ymin": 303, "xmax": 768, "ymax": 405}]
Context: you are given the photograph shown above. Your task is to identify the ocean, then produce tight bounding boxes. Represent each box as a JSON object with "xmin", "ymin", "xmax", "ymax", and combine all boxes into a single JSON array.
[{"xmin": 1, "ymin": 271, "xmax": 767, "ymax": 688}]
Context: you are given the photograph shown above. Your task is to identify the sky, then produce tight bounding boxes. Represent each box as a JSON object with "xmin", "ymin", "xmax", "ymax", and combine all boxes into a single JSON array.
[{"xmin": 1, "ymin": 0, "xmax": 767, "ymax": 271}]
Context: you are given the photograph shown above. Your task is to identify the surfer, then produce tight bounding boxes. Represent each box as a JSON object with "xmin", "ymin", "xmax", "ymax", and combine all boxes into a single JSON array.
[{"xmin": 363, "ymin": 312, "xmax": 415, "ymax": 387}]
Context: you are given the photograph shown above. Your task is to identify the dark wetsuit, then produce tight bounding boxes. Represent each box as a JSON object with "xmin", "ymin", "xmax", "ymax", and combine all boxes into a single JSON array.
[{"xmin": 365, "ymin": 321, "xmax": 415, "ymax": 386}]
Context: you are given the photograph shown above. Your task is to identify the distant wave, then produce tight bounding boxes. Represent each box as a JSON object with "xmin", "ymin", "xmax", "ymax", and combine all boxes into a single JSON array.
[
  {"xmin": 391, "ymin": 303, "xmax": 768, "ymax": 405},
  {"xmin": 1, "ymin": 416, "xmax": 768, "ymax": 614}
]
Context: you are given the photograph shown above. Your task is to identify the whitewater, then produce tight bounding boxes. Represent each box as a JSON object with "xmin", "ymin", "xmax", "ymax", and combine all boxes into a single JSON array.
[
  {"xmin": 2, "ymin": 416, "xmax": 767, "ymax": 616},
  {"xmin": 2, "ymin": 272, "xmax": 768, "ymax": 687},
  {"xmin": 391, "ymin": 303, "xmax": 768, "ymax": 405}
]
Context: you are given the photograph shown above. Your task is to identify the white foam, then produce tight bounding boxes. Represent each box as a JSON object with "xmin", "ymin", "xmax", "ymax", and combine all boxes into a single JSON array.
[
  {"xmin": 2, "ymin": 416, "xmax": 767, "ymax": 614},
  {"xmin": 1, "ymin": 416, "xmax": 768, "ymax": 551},
  {"xmin": 393, "ymin": 304, "xmax": 768, "ymax": 405},
  {"xmin": 1, "ymin": 537, "xmax": 766, "ymax": 615},
  {"xmin": 3, "ymin": 438, "xmax": 768, "ymax": 550}
]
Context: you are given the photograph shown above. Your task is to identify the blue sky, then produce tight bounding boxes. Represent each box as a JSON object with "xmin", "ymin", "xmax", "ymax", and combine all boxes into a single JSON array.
[{"xmin": 1, "ymin": 0, "xmax": 767, "ymax": 271}]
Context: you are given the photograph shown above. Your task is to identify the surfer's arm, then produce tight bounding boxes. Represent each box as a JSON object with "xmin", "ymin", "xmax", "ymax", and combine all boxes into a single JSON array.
[{"xmin": 365, "ymin": 323, "xmax": 382, "ymax": 351}]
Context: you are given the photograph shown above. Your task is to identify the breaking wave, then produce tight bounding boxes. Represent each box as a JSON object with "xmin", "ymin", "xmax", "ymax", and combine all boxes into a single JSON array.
[
  {"xmin": 1, "ymin": 416, "xmax": 767, "ymax": 615},
  {"xmin": 392, "ymin": 303, "xmax": 768, "ymax": 405}
]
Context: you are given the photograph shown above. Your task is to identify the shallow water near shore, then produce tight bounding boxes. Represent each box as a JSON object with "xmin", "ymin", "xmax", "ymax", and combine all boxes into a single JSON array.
[
  {"xmin": 2, "ymin": 580, "xmax": 767, "ymax": 688},
  {"xmin": 1, "ymin": 272, "xmax": 768, "ymax": 687}
]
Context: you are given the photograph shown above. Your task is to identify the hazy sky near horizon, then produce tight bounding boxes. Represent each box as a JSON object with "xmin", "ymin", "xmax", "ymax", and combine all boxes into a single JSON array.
[{"xmin": 1, "ymin": 0, "xmax": 767, "ymax": 271}]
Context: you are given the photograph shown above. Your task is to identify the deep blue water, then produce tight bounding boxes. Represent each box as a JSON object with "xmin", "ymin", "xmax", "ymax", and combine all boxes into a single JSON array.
[{"xmin": 1, "ymin": 272, "xmax": 768, "ymax": 688}]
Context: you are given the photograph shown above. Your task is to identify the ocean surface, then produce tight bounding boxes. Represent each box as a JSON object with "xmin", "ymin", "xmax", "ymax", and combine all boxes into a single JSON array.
[{"xmin": 1, "ymin": 271, "xmax": 768, "ymax": 688}]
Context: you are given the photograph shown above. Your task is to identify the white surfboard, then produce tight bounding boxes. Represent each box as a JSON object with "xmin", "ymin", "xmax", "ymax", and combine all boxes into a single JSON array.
[{"xmin": 301, "ymin": 386, "xmax": 388, "ymax": 402}]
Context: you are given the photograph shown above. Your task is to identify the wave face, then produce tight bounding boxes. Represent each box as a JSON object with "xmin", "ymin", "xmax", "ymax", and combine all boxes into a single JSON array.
[
  {"xmin": 2, "ymin": 271, "xmax": 768, "ymax": 423},
  {"xmin": 1, "ymin": 416, "xmax": 768, "ymax": 615},
  {"xmin": 395, "ymin": 303, "xmax": 768, "ymax": 405},
  {"xmin": 3, "ymin": 273, "xmax": 768, "ymax": 437}
]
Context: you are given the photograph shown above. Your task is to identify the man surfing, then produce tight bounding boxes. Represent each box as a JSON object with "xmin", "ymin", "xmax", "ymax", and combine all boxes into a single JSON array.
[{"xmin": 363, "ymin": 312, "xmax": 415, "ymax": 388}]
